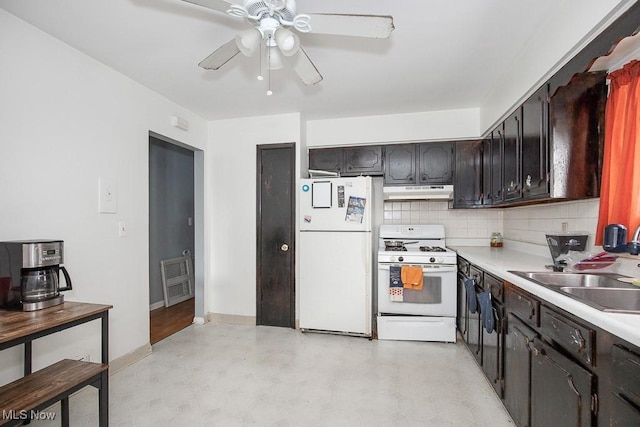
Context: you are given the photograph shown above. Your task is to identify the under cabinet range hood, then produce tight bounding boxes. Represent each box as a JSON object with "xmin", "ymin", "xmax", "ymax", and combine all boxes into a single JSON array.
[{"xmin": 383, "ymin": 185, "xmax": 454, "ymax": 201}]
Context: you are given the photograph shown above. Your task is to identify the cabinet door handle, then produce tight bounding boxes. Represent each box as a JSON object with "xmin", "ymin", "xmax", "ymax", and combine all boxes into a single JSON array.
[{"xmin": 571, "ymin": 329, "xmax": 587, "ymax": 353}]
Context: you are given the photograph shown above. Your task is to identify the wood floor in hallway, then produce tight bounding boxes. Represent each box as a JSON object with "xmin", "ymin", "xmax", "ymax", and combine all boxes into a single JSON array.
[{"xmin": 149, "ymin": 297, "xmax": 194, "ymax": 344}]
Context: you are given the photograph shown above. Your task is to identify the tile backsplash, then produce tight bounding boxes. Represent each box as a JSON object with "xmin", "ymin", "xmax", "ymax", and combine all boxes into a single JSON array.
[
  {"xmin": 383, "ymin": 201, "xmax": 503, "ymax": 242},
  {"xmin": 383, "ymin": 198, "xmax": 601, "ymax": 250},
  {"xmin": 503, "ymin": 199, "xmax": 600, "ymax": 250}
]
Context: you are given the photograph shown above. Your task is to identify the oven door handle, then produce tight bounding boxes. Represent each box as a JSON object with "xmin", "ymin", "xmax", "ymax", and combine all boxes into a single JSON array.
[{"xmin": 378, "ymin": 264, "xmax": 457, "ymax": 272}]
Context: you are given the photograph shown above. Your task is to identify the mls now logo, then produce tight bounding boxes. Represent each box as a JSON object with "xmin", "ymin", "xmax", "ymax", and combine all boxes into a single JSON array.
[{"xmin": 2, "ymin": 410, "xmax": 57, "ymax": 421}]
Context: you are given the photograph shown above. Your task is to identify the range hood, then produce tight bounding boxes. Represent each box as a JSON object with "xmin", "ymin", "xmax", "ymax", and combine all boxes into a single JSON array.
[{"xmin": 383, "ymin": 185, "xmax": 454, "ymax": 201}]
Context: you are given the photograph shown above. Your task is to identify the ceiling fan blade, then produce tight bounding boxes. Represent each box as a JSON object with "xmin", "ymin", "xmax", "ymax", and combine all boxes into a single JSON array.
[
  {"xmin": 286, "ymin": 47, "xmax": 323, "ymax": 86},
  {"xmin": 198, "ymin": 39, "xmax": 241, "ymax": 70},
  {"xmin": 306, "ymin": 13, "xmax": 394, "ymax": 38},
  {"xmin": 181, "ymin": 0, "xmax": 235, "ymax": 14}
]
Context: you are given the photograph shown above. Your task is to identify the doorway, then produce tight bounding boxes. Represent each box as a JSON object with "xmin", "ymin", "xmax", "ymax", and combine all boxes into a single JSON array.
[
  {"xmin": 149, "ymin": 133, "xmax": 200, "ymax": 343},
  {"xmin": 256, "ymin": 143, "xmax": 296, "ymax": 328}
]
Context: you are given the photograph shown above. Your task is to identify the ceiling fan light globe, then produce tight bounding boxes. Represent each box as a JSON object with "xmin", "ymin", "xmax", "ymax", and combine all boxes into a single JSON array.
[
  {"xmin": 267, "ymin": 46, "xmax": 284, "ymax": 70},
  {"xmin": 235, "ymin": 28, "xmax": 262, "ymax": 56},
  {"xmin": 275, "ymin": 28, "xmax": 300, "ymax": 56}
]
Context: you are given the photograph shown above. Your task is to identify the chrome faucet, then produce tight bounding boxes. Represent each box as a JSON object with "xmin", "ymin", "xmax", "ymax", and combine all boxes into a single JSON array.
[{"xmin": 629, "ymin": 225, "xmax": 640, "ymax": 255}]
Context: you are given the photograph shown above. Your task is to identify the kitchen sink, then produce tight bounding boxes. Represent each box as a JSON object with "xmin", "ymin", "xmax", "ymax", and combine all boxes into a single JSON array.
[
  {"xmin": 509, "ymin": 270, "xmax": 640, "ymax": 314},
  {"xmin": 559, "ymin": 287, "xmax": 640, "ymax": 313},
  {"xmin": 510, "ymin": 271, "xmax": 633, "ymax": 289}
]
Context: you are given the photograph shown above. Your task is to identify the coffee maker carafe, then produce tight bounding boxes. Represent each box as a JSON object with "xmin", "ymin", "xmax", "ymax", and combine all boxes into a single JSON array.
[{"xmin": 0, "ymin": 240, "xmax": 73, "ymax": 311}]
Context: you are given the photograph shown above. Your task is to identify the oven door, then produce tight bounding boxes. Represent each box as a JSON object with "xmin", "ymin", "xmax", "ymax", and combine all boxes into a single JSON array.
[{"xmin": 377, "ymin": 263, "xmax": 457, "ymax": 316}]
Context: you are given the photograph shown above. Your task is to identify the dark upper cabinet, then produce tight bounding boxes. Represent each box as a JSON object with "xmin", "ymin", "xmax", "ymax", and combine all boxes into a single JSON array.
[
  {"xmin": 522, "ymin": 85, "xmax": 550, "ymax": 199},
  {"xmin": 384, "ymin": 142, "xmax": 454, "ymax": 185},
  {"xmin": 308, "ymin": 146, "xmax": 383, "ymax": 177},
  {"xmin": 489, "ymin": 126, "xmax": 504, "ymax": 205},
  {"xmin": 418, "ymin": 142, "xmax": 454, "ymax": 184},
  {"xmin": 453, "ymin": 140, "xmax": 482, "ymax": 207},
  {"xmin": 549, "ymin": 71, "xmax": 607, "ymax": 199},
  {"xmin": 503, "ymin": 109, "xmax": 522, "ymax": 203},
  {"xmin": 384, "ymin": 144, "xmax": 417, "ymax": 184},
  {"xmin": 344, "ymin": 146, "xmax": 383, "ymax": 175},
  {"xmin": 308, "ymin": 148, "xmax": 344, "ymax": 174}
]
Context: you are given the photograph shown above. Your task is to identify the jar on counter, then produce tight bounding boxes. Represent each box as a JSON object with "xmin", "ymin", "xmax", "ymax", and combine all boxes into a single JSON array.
[{"xmin": 490, "ymin": 232, "xmax": 503, "ymax": 248}]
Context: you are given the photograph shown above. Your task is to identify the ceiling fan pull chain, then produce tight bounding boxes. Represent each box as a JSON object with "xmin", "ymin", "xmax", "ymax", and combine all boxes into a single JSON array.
[{"xmin": 266, "ymin": 34, "xmax": 273, "ymax": 96}]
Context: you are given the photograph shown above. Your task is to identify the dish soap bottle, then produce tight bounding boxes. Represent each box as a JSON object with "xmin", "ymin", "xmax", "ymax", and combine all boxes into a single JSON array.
[{"xmin": 490, "ymin": 232, "xmax": 503, "ymax": 248}]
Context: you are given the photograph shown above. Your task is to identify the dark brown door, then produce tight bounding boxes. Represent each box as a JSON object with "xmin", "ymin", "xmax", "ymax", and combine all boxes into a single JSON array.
[{"xmin": 256, "ymin": 143, "xmax": 295, "ymax": 327}]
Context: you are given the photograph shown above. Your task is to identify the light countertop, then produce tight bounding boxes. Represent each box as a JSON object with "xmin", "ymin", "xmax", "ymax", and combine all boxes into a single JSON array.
[{"xmin": 451, "ymin": 245, "xmax": 640, "ymax": 347}]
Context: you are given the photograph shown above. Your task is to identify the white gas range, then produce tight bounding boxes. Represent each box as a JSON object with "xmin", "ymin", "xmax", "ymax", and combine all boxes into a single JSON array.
[{"xmin": 376, "ymin": 224, "xmax": 457, "ymax": 342}]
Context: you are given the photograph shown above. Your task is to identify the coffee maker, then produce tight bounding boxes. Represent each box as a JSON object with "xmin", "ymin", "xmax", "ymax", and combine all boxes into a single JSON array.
[{"xmin": 0, "ymin": 240, "xmax": 73, "ymax": 311}]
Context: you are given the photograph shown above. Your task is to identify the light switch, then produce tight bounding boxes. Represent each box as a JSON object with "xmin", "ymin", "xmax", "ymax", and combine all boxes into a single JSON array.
[
  {"xmin": 118, "ymin": 221, "xmax": 127, "ymax": 237},
  {"xmin": 99, "ymin": 179, "xmax": 117, "ymax": 213}
]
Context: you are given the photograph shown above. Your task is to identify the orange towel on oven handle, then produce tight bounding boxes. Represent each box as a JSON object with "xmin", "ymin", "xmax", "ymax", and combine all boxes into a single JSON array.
[{"xmin": 401, "ymin": 266, "xmax": 423, "ymax": 290}]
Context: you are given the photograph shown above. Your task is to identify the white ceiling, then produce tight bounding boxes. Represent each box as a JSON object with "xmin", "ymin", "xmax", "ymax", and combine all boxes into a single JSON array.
[{"xmin": 0, "ymin": 0, "xmax": 566, "ymax": 121}]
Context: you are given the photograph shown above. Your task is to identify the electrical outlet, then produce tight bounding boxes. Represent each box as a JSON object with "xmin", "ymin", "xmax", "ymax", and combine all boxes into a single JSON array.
[
  {"xmin": 561, "ymin": 222, "xmax": 569, "ymax": 232},
  {"xmin": 73, "ymin": 354, "xmax": 91, "ymax": 362}
]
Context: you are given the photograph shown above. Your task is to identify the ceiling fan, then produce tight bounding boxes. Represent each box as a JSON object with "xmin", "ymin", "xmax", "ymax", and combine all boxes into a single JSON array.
[{"xmin": 181, "ymin": 0, "xmax": 394, "ymax": 89}]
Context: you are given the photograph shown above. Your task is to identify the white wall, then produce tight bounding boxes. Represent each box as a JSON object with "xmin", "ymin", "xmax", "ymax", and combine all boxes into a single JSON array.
[
  {"xmin": 0, "ymin": 10, "xmax": 207, "ymax": 384},
  {"xmin": 306, "ymin": 109, "xmax": 480, "ymax": 147},
  {"xmin": 480, "ymin": 0, "xmax": 636, "ymax": 134},
  {"xmin": 207, "ymin": 113, "xmax": 301, "ymax": 317}
]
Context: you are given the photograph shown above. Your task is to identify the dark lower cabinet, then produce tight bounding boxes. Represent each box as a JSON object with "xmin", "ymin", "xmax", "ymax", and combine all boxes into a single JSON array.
[
  {"xmin": 482, "ymin": 273, "xmax": 505, "ymax": 398},
  {"xmin": 482, "ymin": 303, "xmax": 504, "ymax": 398},
  {"xmin": 467, "ymin": 266, "xmax": 484, "ymax": 365},
  {"xmin": 531, "ymin": 337, "xmax": 595, "ymax": 427},
  {"xmin": 611, "ymin": 344, "xmax": 640, "ymax": 425},
  {"xmin": 457, "ymin": 271, "xmax": 468, "ymax": 336},
  {"xmin": 504, "ymin": 313, "xmax": 537, "ymax": 427},
  {"xmin": 466, "ymin": 283, "xmax": 482, "ymax": 365}
]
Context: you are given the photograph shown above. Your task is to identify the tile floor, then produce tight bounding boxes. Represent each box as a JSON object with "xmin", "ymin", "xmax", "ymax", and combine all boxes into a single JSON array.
[{"xmin": 32, "ymin": 323, "xmax": 514, "ymax": 426}]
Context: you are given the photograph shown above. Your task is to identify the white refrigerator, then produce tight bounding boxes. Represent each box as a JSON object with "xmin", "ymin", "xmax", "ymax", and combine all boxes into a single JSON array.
[{"xmin": 299, "ymin": 176, "xmax": 372, "ymax": 336}]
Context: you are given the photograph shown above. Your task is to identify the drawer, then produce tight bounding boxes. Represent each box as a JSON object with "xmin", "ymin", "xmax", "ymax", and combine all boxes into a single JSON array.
[
  {"xmin": 469, "ymin": 265, "xmax": 484, "ymax": 288},
  {"xmin": 540, "ymin": 306, "xmax": 595, "ymax": 367},
  {"xmin": 612, "ymin": 344, "xmax": 640, "ymax": 407},
  {"xmin": 484, "ymin": 273, "xmax": 504, "ymax": 303},
  {"xmin": 506, "ymin": 284, "xmax": 539, "ymax": 328},
  {"xmin": 458, "ymin": 258, "xmax": 470, "ymax": 276}
]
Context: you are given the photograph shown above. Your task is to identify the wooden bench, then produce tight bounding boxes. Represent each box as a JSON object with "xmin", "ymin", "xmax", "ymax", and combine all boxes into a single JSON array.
[{"xmin": 0, "ymin": 359, "xmax": 108, "ymax": 427}]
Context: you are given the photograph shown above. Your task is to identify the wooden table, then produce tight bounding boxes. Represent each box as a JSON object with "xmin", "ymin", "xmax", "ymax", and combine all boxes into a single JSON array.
[{"xmin": 0, "ymin": 302, "xmax": 112, "ymax": 426}]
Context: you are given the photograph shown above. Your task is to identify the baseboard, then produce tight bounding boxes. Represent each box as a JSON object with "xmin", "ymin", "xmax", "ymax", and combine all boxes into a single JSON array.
[
  {"xmin": 109, "ymin": 343, "xmax": 152, "ymax": 375},
  {"xmin": 206, "ymin": 312, "xmax": 256, "ymax": 325},
  {"xmin": 149, "ymin": 301, "xmax": 165, "ymax": 311}
]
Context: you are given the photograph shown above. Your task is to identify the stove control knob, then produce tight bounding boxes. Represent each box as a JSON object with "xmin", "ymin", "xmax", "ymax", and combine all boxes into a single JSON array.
[
  {"xmin": 437, "ymin": 257, "xmax": 444, "ymax": 264},
  {"xmin": 398, "ymin": 256, "xmax": 404, "ymax": 262},
  {"xmin": 430, "ymin": 257, "xmax": 436, "ymax": 263}
]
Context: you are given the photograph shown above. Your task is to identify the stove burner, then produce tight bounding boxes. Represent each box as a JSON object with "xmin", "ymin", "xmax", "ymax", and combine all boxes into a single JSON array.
[
  {"xmin": 419, "ymin": 246, "xmax": 447, "ymax": 252},
  {"xmin": 386, "ymin": 246, "xmax": 407, "ymax": 252}
]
